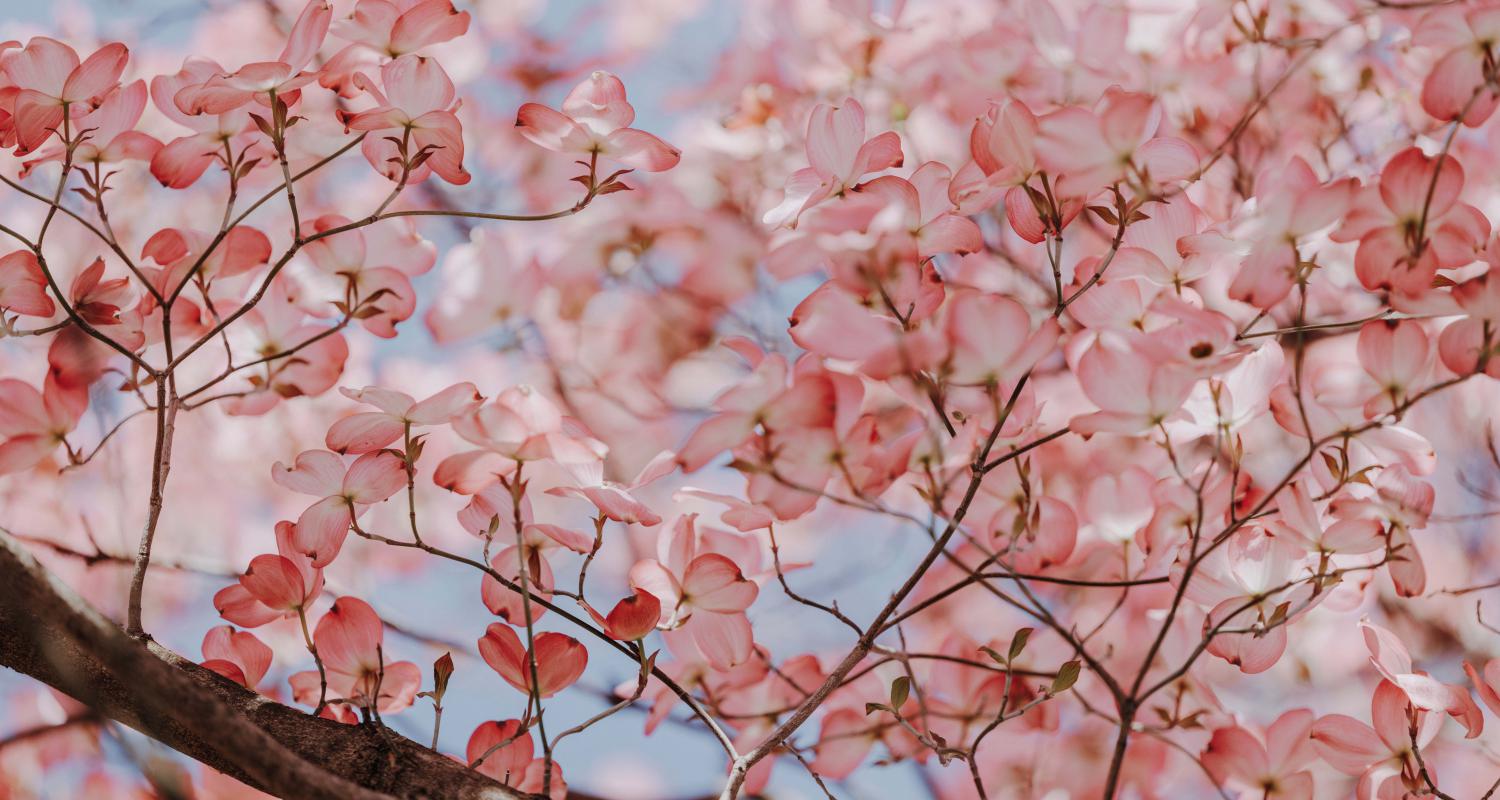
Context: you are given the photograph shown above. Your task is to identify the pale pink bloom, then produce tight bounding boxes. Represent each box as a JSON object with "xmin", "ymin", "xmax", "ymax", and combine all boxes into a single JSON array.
[
  {"xmin": 2, "ymin": 37, "xmax": 128, "ymax": 154},
  {"xmin": 762, "ymin": 97, "xmax": 903, "ymax": 227},
  {"xmin": 1355, "ymin": 320, "xmax": 1431, "ymax": 418},
  {"xmin": 0, "ymin": 250, "xmax": 55, "ymax": 318},
  {"xmin": 1229, "ymin": 158, "xmax": 1355, "ymax": 309},
  {"xmin": 423, "ymin": 228, "xmax": 542, "ymax": 343},
  {"xmin": 222, "ymin": 280, "xmax": 349, "ymax": 415},
  {"xmin": 320, "ymin": 0, "xmax": 471, "ymax": 96},
  {"xmin": 1179, "ymin": 528, "xmax": 1312, "ymax": 674},
  {"xmin": 1465, "ymin": 658, "xmax": 1500, "ymax": 720},
  {"xmin": 628, "ymin": 515, "xmax": 759, "ymax": 670},
  {"xmin": 173, "ymin": 1, "xmax": 332, "ymax": 116},
  {"xmin": 466, "ymin": 719, "xmax": 566, "ymax": 797},
  {"xmin": 200, "ymin": 626, "xmax": 273, "ymax": 690},
  {"xmin": 1312, "ymin": 680, "xmax": 1445, "ymax": 799},
  {"xmin": 1069, "ymin": 336, "xmax": 1196, "ymax": 436},
  {"xmin": 66, "ymin": 258, "xmax": 136, "ymax": 335},
  {"xmin": 969, "ymin": 98, "xmax": 1039, "ymax": 189},
  {"xmin": 1329, "ymin": 465, "xmax": 1435, "ymax": 597},
  {"xmin": 1333, "ymin": 147, "xmax": 1472, "ymax": 305},
  {"xmin": 1265, "ymin": 481, "xmax": 1382, "ymax": 556},
  {"xmin": 1438, "ymin": 267, "xmax": 1500, "ymax": 377},
  {"xmin": 942, "ymin": 289, "xmax": 1061, "ymax": 387},
  {"xmin": 676, "ymin": 346, "xmax": 835, "ymax": 472},
  {"xmin": 466, "ymin": 719, "xmax": 533, "ymax": 785},
  {"xmin": 19, "ymin": 79, "xmax": 158, "ymax": 175},
  {"xmin": 858, "ymin": 162, "xmax": 984, "ymax": 257},
  {"xmin": 213, "ymin": 521, "xmax": 325, "ymax": 628},
  {"xmin": 149, "ymin": 58, "xmax": 261, "ymax": 188},
  {"xmin": 972, "ymin": 96, "xmax": 1068, "ymax": 237},
  {"xmin": 546, "ymin": 449, "xmax": 675, "ymax": 526},
  {"xmin": 271, "ymin": 449, "xmax": 406, "ymax": 567},
  {"xmin": 480, "ymin": 544, "xmax": 556, "ymax": 623},
  {"xmin": 1034, "ymin": 87, "xmax": 1198, "ymax": 198},
  {"xmin": 452, "ymin": 385, "xmax": 606, "ymax": 464},
  {"xmin": 1080, "ymin": 466, "xmax": 1156, "ymax": 545},
  {"xmin": 478, "ymin": 624, "xmax": 588, "ymax": 698},
  {"xmin": 992, "ymin": 495, "xmax": 1078, "ymax": 573},
  {"xmin": 1361, "ymin": 619, "xmax": 1483, "ymax": 737},
  {"xmin": 1132, "ymin": 301, "xmax": 1243, "ymax": 378},
  {"xmin": 673, "ymin": 488, "xmax": 776, "ymax": 532},
  {"xmin": 290, "ymin": 597, "xmax": 421, "ymax": 713},
  {"xmin": 297, "ymin": 215, "xmax": 419, "ymax": 338},
  {"xmin": 0, "ymin": 378, "xmax": 81, "ymax": 474},
  {"xmin": 515, "ymin": 71, "xmax": 680, "ymax": 173},
  {"xmin": 1415, "ymin": 4, "xmax": 1500, "ymax": 126},
  {"xmin": 1201, "ymin": 709, "xmax": 1317, "ymax": 800},
  {"xmin": 1110, "ymin": 197, "xmax": 1230, "ymax": 288},
  {"xmin": 325, "ymin": 383, "xmax": 481, "ymax": 454},
  {"xmin": 141, "ymin": 225, "xmax": 271, "ymax": 291},
  {"xmin": 809, "ymin": 708, "xmax": 878, "ymax": 779},
  {"xmin": 588, "ymin": 588, "xmax": 661, "ymax": 642},
  {"xmin": 339, "ymin": 54, "xmax": 470, "ymax": 184}
]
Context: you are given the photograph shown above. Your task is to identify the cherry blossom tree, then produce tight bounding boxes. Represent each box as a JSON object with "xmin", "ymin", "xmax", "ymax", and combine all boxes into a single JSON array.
[{"xmin": 12, "ymin": 1, "xmax": 1500, "ymax": 799}]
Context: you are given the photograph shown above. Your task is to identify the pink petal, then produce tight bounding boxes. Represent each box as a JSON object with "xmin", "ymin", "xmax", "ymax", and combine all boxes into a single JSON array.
[
  {"xmin": 466, "ymin": 720, "xmax": 533, "ymax": 782},
  {"xmin": 313, "ymin": 596, "xmax": 384, "ymax": 678},
  {"xmin": 561, "ymin": 70, "xmax": 635, "ymax": 129},
  {"xmin": 240, "ymin": 554, "xmax": 310, "ymax": 612},
  {"xmin": 5, "ymin": 37, "xmax": 78, "ymax": 96},
  {"xmin": 0, "ymin": 250, "xmax": 55, "ymax": 317},
  {"xmin": 807, "ymin": 99, "xmax": 866, "ymax": 180},
  {"xmin": 62, "ymin": 42, "xmax": 127, "ymax": 102},
  {"xmin": 514, "ymin": 103, "xmax": 581, "ymax": 152},
  {"xmin": 1309, "ymin": 715, "xmax": 1384, "ymax": 776},
  {"xmin": 11, "ymin": 89, "xmax": 65, "ymax": 154},
  {"xmin": 342, "ymin": 450, "xmax": 407, "ymax": 503},
  {"xmin": 390, "ymin": 0, "xmax": 471, "ymax": 53},
  {"xmin": 150, "ymin": 133, "xmax": 220, "ymax": 188},
  {"xmin": 681, "ymin": 553, "xmax": 758, "ymax": 613},
  {"xmin": 850, "ymin": 130, "xmax": 904, "ymax": 179},
  {"xmin": 627, "ymin": 560, "xmax": 682, "ymax": 615},
  {"xmin": 407, "ymin": 382, "xmax": 483, "ymax": 425},
  {"xmin": 530, "ymin": 633, "xmax": 588, "ymax": 697},
  {"xmin": 602, "ymin": 127, "xmax": 681, "ymax": 172},
  {"xmin": 810, "ymin": 709, "xmax": 875, "ymax": 779},
  {"xmin": 478, "ymin": 622, "xmax": 528, "ymax": 692},
  {"xmin": 380, "ymin": 54, "xmax": 454, "ymax": 115},
  {"xmin": 688, "ymin": 611, "xmax": 754, "ymax": 671},
  {"xmin": 278, "ymin": 0, "xmax": 333, "ymax": 69},
  {"xmin": 294, "ymin": 496, "xmax": 353, "ymax": 568},
  {"xmin": 213, "ymin": 583, "xmax": 281, "ymax": 628},
  {"xmin": 1135, "ymin": 136, "xmax": 1199, "ymax": 183},
  {"xmin": 325, "ymin": 412, "xmax": 405, "ymax": 455},
  {"xmin": 272, "ymin": 449, "xmax": 346, "ymax": 497},
  {"xmin": 1201, "ymin": 726, "xmax": 1270, "ymax": 786}
]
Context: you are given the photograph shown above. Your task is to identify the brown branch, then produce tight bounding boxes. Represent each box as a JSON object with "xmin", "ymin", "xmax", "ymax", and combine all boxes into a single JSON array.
[{"xmin": 0, "ymin": 528, "xmax": 525, "ymax": 800}]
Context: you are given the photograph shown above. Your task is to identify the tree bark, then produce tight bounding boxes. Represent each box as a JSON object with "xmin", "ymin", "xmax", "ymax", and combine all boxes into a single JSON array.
[{"xmin": 0, "ymin": 529, "xmax": 524, "ymax": 800}]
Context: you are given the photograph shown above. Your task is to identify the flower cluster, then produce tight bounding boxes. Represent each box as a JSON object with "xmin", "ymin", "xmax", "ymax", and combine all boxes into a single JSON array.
[{"xmin": 15, "ymin": 1, "xmax": 1500, "ymax": 799}]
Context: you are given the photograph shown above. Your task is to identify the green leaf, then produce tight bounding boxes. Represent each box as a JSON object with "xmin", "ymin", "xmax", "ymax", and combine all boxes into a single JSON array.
[
  {"xmin": 1050, "ymin": 660, "xmax": 1082, "ymax": 695},
  {"xmin": 890, "ymin": 676, "xmax": 910, "ymax": 709},
  {"xmin": 1008, "ymin": 627, "xmax": 1034, "ymax": 662}
]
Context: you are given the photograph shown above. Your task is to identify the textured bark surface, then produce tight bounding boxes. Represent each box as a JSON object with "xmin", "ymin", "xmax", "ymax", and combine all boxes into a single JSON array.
[{"xmin": 0, "ymin": 530, "xmax": 524, "ymax": 800}]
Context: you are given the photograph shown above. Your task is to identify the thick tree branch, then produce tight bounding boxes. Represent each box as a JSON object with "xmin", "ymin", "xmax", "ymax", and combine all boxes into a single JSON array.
[{"xmin": 0, "ymin": 529, "xmax": 524, "ymax": 800}]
